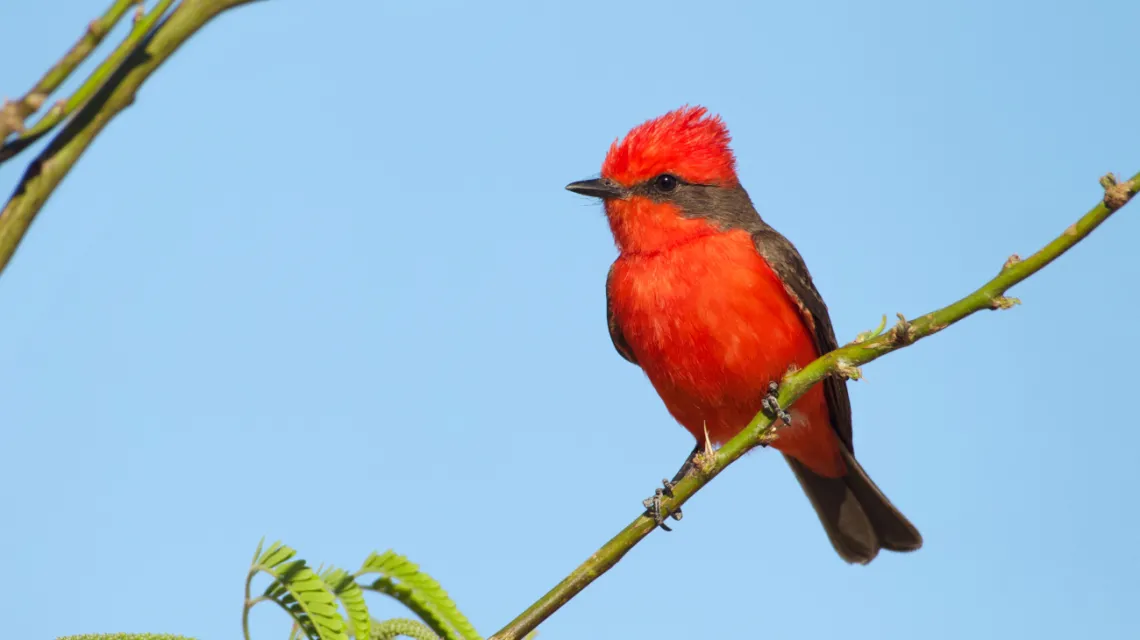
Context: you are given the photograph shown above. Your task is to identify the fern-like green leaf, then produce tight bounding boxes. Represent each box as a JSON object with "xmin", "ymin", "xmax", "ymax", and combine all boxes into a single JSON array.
[
  {"xmin": 321, "ymin": 566, "xmax": 372, "ymax": 640},
  {"xmin": 357, "ymin": 551, "xmax": 479, "ymax": 640},
  {"xmin": 372, "ymin": 618, "xmax": 440, "ymax": 640},
  {"xmin": 258, "ymin": 540, "xmax": 297, "ymax": 569},
  {"xmin": 252, "ymin": 542, "xmax": 348, "ymax": 640}
]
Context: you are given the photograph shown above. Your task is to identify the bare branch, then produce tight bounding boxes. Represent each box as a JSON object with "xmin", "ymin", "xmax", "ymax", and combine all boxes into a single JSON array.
[
  {"xmin": 0, "ymin": 0, "xmax": 263, "ymax": 276},
  {"xmin": 0, "ymin": 0, "xmax": 179, "ymax": 165},
  {"xmin": 0, "ymin": 0, "xmax": 139, "ymax": 143},
  {"xmin": 488, "ymin": 172, "xmax": 1138, "ymax": 640}
]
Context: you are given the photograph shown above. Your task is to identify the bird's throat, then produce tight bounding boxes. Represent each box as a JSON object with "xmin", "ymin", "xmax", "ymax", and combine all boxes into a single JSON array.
[{"xmin": 605, "ymin": 198, "xmax": 720, "ymax": 257}]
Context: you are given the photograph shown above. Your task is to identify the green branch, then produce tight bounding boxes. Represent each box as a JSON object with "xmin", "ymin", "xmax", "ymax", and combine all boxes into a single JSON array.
[
  {"xmin": 0, "ymin": 0, "xmax": 138, "ymax": 144},
  {"xmin": 0, "ymin": 0, "xmax": 178, "ymax": 165},
  {"xmin": 0, "ymin": 0, "xmax": 263, "ymax": 277},
  {"xmin": 487, "ymin": 171, "xmax": 1138, "ymax": 640}
]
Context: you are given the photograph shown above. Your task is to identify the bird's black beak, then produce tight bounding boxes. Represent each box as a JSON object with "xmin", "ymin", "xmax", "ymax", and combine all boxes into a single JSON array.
[{"xmin": 565, "ymin": 178, "xmax": 626, "ymax": 200}]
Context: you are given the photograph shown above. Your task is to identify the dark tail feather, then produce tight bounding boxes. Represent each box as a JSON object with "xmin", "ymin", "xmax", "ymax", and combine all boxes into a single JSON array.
[{"xmin": 784, "ymin": 446, "xmax": 922, "ymax": 564}]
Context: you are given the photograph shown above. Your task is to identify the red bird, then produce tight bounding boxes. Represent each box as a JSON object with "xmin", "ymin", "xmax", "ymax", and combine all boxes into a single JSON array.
[{"xmin": 567, "ymin": 106, "xmax": 921, "ymax": 564}]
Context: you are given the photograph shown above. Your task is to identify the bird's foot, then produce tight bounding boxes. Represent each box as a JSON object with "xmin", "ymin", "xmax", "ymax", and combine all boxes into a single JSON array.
[
  {"xmin": 761, "ymin": 380, "xmax": 792, "ymax": 431},
  {"xmin": 642, "ymin": 442, "xmax": 707, "ymax": 531},
  {"xmin": 642, "ymin": 479, "xmax": 683, "ymax": 532}
]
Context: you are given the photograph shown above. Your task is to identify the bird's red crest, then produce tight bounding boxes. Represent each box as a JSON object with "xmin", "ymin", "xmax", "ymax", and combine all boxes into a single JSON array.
[{"xmin": 601, "ymin": 106, "xmax": 738, "ymax": 187}]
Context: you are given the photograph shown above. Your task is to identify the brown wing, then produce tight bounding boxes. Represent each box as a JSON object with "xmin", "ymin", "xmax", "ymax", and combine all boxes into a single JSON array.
[
  {"xmin": 751, "ymin": 227, "xmax": 853, "ymax": 452},
  {"xmin": 606, "ymin": 263, "xmax": 638, "ymax": 365},
  {"xmin": 752, "ymin": 228, "xmax": 922, "ymax": 562}
]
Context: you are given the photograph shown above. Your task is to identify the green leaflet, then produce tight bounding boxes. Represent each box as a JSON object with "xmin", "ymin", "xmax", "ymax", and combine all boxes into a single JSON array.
[
  {"xmin": 357, "ymin": 551, "xmax": 480, "ymax": 640},
  {"xmin": 253, "ymin": 542, "xmax": 348, "ymax": 640},
  {"xmin": 371, "ymin": 618, "xmax": 440, "ymax": 640},
  {"xmin": 320, "ymin": 567, "xmax": 372, "ymax": 640}
]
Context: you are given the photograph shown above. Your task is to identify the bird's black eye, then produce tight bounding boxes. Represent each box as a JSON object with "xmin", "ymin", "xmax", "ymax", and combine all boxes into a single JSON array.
[{"xmin": 653, "ymin": 174, "xmax": 678, "ymax": 192}]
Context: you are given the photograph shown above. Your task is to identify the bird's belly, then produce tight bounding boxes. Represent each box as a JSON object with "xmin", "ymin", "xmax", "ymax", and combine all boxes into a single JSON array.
[{"xmin": 611, "ymin": 232, "xmax": 824, "ymax": 444}]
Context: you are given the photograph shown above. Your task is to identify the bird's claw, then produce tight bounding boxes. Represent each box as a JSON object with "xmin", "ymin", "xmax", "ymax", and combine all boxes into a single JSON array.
[
  {"xmin": 643, "ymin": 479, "xmax": 683, "ymax": 531},
  {"xmin": 761, "ymin": 381, "xmax": 792, "ymax": 435}
]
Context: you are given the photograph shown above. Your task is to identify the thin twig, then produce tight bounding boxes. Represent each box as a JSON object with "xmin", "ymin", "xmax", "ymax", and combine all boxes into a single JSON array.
[
  {"xmin": 0, "ymin": 0, "xmax": 178, "ymax": 165},
  {"xmin": 0, "ymin": 0, "xmax": 263, "ymax": 276},
  {"xmin": 0, "ymin": 0, "xmax": 139, "ymax": 143},
  {"xmin": 488, "ymin": 171, "xmax": 1138, "ymax": 640}
]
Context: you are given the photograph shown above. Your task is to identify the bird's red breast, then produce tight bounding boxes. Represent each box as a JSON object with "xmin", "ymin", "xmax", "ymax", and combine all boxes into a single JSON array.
[{"xmin": 606, "ymin": 199, "xmax": 846, "ymax": 478}]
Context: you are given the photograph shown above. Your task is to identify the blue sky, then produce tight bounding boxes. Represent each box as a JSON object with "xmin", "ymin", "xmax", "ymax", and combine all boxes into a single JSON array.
[{"xmin": 2, "ymin": 1, "xmax": 1138, "ymax": 638}]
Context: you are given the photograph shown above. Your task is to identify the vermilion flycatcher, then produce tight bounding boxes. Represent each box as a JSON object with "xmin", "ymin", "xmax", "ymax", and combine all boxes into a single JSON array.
[{"xmin": 567, "ymin": 106, "xmax": 922, "ymax": 564}]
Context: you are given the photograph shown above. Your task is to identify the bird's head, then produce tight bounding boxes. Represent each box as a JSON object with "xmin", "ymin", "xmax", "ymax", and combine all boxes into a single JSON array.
[{"xmin": 567, "ymin": 105, "xmax": 754, "ymax": 255}]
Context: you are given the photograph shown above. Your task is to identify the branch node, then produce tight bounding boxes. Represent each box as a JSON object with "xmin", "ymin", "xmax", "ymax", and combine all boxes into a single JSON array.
[
  {"xmin": 888, "ymin": 313, "xmax": 915, "ymax": 345},
  {"xmin": 1, "ymin": 100, "xmax": 26, "ymax": 134},
  {"xmin": 694, "ymin": 423, "xmax": 717, "ymax": 472},
  {"xmin": 990, "ymin": 296, "xmax": 1021, "ymax": 310},
  {"xmin": 87, "ymin": 19, "xmax": 106, "ymax": 38},
  {"xmin": 25, "ymin": 92, "xmax": 47, "ymax": 111},
  {"xmin": 694, "ymin": 449, "xmax": 716, "ymax": 473},
  {"xmin": 835, "ymin": 359, "xmax": 863, "ymax": 381},
  {"xmin": 1101, "ymin": 173, "xmax": 1134, "ymax": 211},
  {"xmin": 1002, "ymin": 254, "xmax": 1021, "ymax": 271}
]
